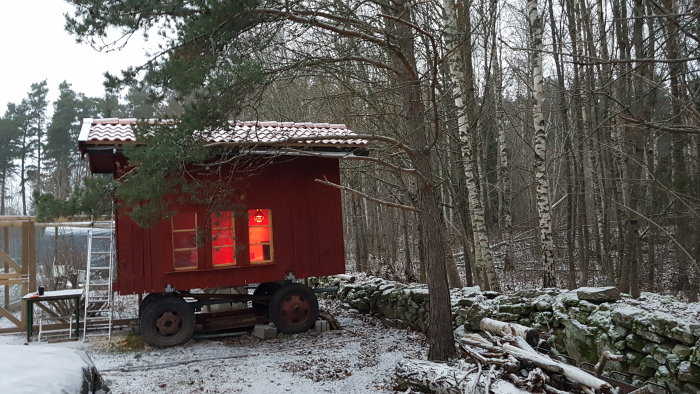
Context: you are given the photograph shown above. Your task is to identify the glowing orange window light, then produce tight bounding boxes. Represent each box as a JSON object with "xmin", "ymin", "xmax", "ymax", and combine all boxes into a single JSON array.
[{"xmin": 253, "ymin": 209, "xmax": 265, "ymax": 223}]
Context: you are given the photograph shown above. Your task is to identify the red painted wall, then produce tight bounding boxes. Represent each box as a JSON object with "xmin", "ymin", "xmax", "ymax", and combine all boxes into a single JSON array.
[{"xmin": 114, "ymin": 156, "xmax": 346, "ymax": 294}]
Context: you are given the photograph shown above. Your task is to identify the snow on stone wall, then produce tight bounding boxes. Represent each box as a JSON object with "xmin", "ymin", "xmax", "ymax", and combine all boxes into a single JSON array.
[{"xmin": 309, "ymin": 275, "xmax": 700, "ymax": 393}]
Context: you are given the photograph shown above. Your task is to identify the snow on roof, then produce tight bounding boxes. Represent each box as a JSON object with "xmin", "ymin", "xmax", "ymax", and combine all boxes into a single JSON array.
[{"xmin": 78, "ymin": 118, "xmax": 368, "ymax": 149}]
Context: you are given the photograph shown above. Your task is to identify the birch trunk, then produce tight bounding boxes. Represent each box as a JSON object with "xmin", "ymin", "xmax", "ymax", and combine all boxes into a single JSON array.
[
  {"xmin": 528, "ymin": 0, "xmax": 556, "ymax": 287},
  {"xmin": 442, "ymin": 0, "xmax": 499, "ymax": 291}
]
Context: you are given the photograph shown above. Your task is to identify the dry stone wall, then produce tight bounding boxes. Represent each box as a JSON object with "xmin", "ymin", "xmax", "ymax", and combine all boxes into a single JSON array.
[{"xmin": 310, "ymin": 276, "xmax": 700, "ymax": 393}]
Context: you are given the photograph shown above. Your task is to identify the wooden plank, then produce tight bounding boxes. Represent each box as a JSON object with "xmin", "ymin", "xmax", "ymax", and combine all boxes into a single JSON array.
[
  {"xmin": 0, "ymin": 279, "xmax": 27, "ymax": 286},
  {"xmin": 3, "ymin": 226, "xmax": 8, "ymax": 309},
  {"xmin": 0, "ymin": 251, "xmax": 21, "ymax": 272},
  {"xmin": 0, "ymin": 306, "xmax": 21, "ymax": 327},
  {"xmin": 0, "ymin": 318, "xmax": 137, "ymax": 334},
  {"xmin": 0, "ymin": 216, "xmax": 35, "ymax": 221},
  {"xmin": 24, "ymin": 222, "xmax": 36, "ymax": 294},
  {"xmin": 141, "ymin": 217, "xmax": 152, "ymax": 292},
  {"xmin": 132, "ymin": 220, "xmax": 145, "ymax": 295},
  {"xmin": 0, "ymin": 273, "xmax": 24, "ymax": 280},
  {"xmin": 36, "ymin": 302, "xmax": 62, "ymax": 319}
]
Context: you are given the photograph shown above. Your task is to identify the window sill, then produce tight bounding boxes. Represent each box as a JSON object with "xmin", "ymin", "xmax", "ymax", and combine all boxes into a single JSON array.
[{"xmin": 166, "ymin": 262, "xmax": 275, "ymax": 274}]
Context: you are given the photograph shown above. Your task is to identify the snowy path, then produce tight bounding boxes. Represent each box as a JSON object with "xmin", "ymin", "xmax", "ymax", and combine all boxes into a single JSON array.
[
  {"xmin": 93, "ymin": 305, "xmax": 426, "ymax": 393},
  {"xmin": 2, "ymin": 300, "xmax": 427, "ymax": 393}
]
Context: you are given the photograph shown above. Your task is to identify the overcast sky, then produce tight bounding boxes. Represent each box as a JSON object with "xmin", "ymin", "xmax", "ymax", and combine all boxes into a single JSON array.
[{"xmin": 0, "ymin": 0, "xmax": 154, "ymax": 113}]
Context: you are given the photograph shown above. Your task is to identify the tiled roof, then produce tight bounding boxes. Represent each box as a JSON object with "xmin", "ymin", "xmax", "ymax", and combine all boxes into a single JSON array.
[{"xmin": 79, "ymin": 118, "xmax": 367, "ymax": 148}]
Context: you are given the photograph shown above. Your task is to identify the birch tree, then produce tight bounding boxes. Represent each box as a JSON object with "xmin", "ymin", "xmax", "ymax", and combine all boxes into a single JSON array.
[
  {"xmin": 527, "ymin": 0, "xmax": 556, "ymax": 287},
  {"xmin": 443, "ymin": 0, "xmax": 500, "ymax": 291}
]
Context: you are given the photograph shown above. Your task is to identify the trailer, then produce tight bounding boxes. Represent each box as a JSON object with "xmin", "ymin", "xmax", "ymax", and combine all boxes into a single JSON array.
[{"xmin": 78, "ymin": 118, "xmax": 367, "ymax": 346}]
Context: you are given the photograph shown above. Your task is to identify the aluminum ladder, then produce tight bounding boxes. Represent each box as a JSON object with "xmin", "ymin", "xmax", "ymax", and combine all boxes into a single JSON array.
[{"xmin": 82, "ymin": 219, "xmax": 115, "ymax": 340}]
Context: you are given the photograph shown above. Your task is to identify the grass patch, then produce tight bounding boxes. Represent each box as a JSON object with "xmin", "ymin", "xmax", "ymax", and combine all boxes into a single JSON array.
[{"xmin": 110, "ymin": 332, "xmax": 145, "ymax": 352}]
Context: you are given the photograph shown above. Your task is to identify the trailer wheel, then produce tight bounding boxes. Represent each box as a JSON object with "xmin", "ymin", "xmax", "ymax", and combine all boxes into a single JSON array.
[
  {"xmin": 269, "ymin": 283, "xmax": 319, "ymax": 334},
  {"xmin": 140, "ymin": 296, "xmax": 195, "ymax": 347},
  {"xmin": 252, "ymin": 282, "xmax": 282, "ymax": 310},
  {"xmin": 139, "ymin": 293, "xmax": 163, "ymax": 318}
]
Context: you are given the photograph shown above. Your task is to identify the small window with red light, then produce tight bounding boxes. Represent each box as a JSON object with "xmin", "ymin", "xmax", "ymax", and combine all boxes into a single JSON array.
[
  {"xmin": 248, "ymin": 209, "xmax": 273, "ymax": 264},
  {"xmin": 172, "ymin": 212, "xmax": 198, "ymax": 270},
  {"xmin": 211, "ymin": 211, "xmax": 236, "ymax": 266}
]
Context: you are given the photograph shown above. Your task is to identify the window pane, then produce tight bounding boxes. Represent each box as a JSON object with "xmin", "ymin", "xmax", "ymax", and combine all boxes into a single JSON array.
[
  {"xmin": 173, "ymin": 231, "xmax": 196, "ymax": 249},
  {"xmin": 249, "ymin": 226, "xmax": 270, "ymax": 244},
  {"xmin": 172, "ymin": 212, "xmax": 196, "ymax": 230},
  {"xmin": 174, "ymin": 250, "xmax": 198, "ymax": 269},
  {"xmin": 212, "ymin": 246, "xmax": 235, "ymax": 265},
  {"xmin": 211, "ymin": 211, "xmax": 233, "ymax": 228},
  {"xmin": 250, "ymin": 245, "xmax": 264, "ymax": 262},
  {"xmin": 248, "ymin": 209, "xmax": 270, "ymax": 226},
  {"xmin": 212, "ymin": 228, "xmax": 234, "ymax": 247}
]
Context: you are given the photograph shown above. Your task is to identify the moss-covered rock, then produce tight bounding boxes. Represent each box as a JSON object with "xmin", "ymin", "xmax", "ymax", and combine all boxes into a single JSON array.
[
  {"xmin": 586, "ymin": 309, "xmax": 612, "ymax": 330},
  {"xmin": 626, "ymin": 333, "xmax": 653, "ymax": 353},
  {"xmin": 666, "ymin": 326, "xmax": 698, "ymax": 346},
  {"xmin": 611, "ymin": 306, "xmax": 644, "ymax": 328},
  {"xmin": 637, "ymin": 330, "xmax": 664, "ymax": 343},
  {"xmin": 678, "ymin": 361, "xmax": 700, "ymax": 383},
  {"xmin": 559, "ymin": 292, "xmax": 580, "ymax": 307},
  {"xmin": 652, "ymin": 346, "xmax": 672, "ymax": 364},
  {"xmin": 638, "ymin": 355, "xmax": 659, "ymax": 377},
  {"xmin": 673, "ymin": 344, "xmax": 692, "ymax": 361},
  {"xmin": 532, "ymin": 294, "xmax": 555, "ymax": 311},
  {"xmin": 575, "ymin": 286, "xmax": 621, "ymax": 303},
  {"xmin": 608, "ymin": 325, "xmax": 629, "ymax": 341},
  {"xmin": 498, "ymin": 303, "xmax": 533, "ymax": 315},
  {"xmin": 561, "ymin": 319, "xmax": 599, "ymax": 363}
]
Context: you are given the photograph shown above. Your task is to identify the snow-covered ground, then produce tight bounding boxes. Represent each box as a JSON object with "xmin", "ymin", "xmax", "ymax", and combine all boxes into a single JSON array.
[{"xmin": 0, "ymin": 300, "xmax": 427, "ymax": 393}]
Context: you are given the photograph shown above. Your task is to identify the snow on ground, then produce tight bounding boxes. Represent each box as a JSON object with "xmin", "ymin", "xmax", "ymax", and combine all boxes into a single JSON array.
[
  {"xmin": 0, "ymin": 299, "xmax": 427, "ymax": 393},
  {"xmin": 622, "ymin": 291, "xmax": 700, "ymax": 321},
  {"xmin": 0, "ymin": 345, "xmax": 94, "ymax": 394}
]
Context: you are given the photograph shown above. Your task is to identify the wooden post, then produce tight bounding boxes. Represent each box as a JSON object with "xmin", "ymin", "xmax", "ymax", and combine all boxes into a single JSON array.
[
  {"xmin": 20, "ymin": 221, "xmax": 36, "ymax": 331},
  {"xmin": 2, "ymin": 227, "xmax": 8, "ymax": 309}
]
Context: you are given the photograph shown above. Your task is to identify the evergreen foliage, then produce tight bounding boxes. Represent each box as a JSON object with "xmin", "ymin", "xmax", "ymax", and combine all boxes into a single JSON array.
[
  {"xmin": 64, "ymin": 0, "xmax": 268, "ymax": 225},
  {"xmin": 34, "ymin": 176, "xmax": 114, "ymax": 222}
]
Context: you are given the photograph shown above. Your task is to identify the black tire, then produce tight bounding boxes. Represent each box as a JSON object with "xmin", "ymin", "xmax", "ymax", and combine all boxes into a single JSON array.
[
  {"xmin": 252, "ymin": 282, "xmax": 282, "ymax": 310},
  {"xmin": 139, "ymin": 293, "xmax": 163, "ymax": 318},
  {"xmin": 140, "ymin": 296, "xmax": 195, "ymax": 347},
  {"xmin": 269, "ymin": 283, "xmax": 319, "ymax": 334}
]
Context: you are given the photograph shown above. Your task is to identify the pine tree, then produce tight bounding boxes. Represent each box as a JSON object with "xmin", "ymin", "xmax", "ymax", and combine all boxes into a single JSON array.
[
  {"xmin": 46, "ymin": 81, "xmax": 84, "ymax": 199},
  {"xmin": 25, "ymin": 81, "xmax": 49, "ymax": 195},
  {"xmin": 0, "ymin": 104, "xmax": 23, "ymax": 214}
]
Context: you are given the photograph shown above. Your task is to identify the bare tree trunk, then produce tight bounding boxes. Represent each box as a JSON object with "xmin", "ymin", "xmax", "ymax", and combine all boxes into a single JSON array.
[
  {"xmin": 401, "ymin": 208, "xmax": 414, "ymax": 281},
  {"xmin": 661, "ymin": 0, "xmax": 695, "ymax": 300},
  {"xmin": 528, "ymin": 0, "xmax": 556, "ymax": 287},
  {"xmin": 385, "ymin": 0, "xmax": 455, "ymax": 360},
  {"xmin": 352, "ymin": 192, "xmax": 369, "ymax": 272}
]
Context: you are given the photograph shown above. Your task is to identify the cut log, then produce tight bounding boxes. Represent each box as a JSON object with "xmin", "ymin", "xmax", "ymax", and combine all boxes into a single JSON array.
[
  {"xmin": 480, "ymin": 317, "xmax": 540, "ymax": 346},
  {"xmin": 332, "ymin": 274, "xmax": 355, "ymax": 282},
  {"xmin": 594, "ymin": 350, "xmax": 625, "ymax": 377},
  {"xmin": 395, "ymin": 359, "xmax": 522, "ymax": 394},
  {"xmin": 501, "ymin": 344, "xmax": 613, "ymax": 392}
]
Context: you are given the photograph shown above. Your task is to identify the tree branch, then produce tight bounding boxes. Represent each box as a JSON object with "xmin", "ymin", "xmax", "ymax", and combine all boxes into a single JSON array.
[{"xmin": 314, "ymin": 178, "xmax": 421, "ymax": 212}]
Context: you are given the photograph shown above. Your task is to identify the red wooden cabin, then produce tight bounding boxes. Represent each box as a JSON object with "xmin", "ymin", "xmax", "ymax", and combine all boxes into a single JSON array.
[{"xmin": 78, "ymin": 118, "xmax": 366, "ymax": 346}]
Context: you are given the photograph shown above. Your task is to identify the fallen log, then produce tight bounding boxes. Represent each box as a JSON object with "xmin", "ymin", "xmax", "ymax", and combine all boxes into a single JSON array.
[
  {"xmin": 594, "ymin": 351, "xmax": 625, "ymax": 377},
  {"xmin": 501, "ymin": 344, "xmax": 613, "ymax": 392},
  {"xmin": 480, "ymin": 317, "xmax": 540, "ymax": 347},
  {"xmin": 395, "ymin": 359, "xmax": 522, "ymax": 394}
]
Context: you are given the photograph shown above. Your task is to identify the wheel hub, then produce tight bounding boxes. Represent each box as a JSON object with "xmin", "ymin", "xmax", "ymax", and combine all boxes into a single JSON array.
[
  {"xmin": 280, "ymin": 294, "xmax": 310, "ymax": 326},
  {"xmin": 155, "ymin": 311, "xmax": 182, "ymax": 335}
]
